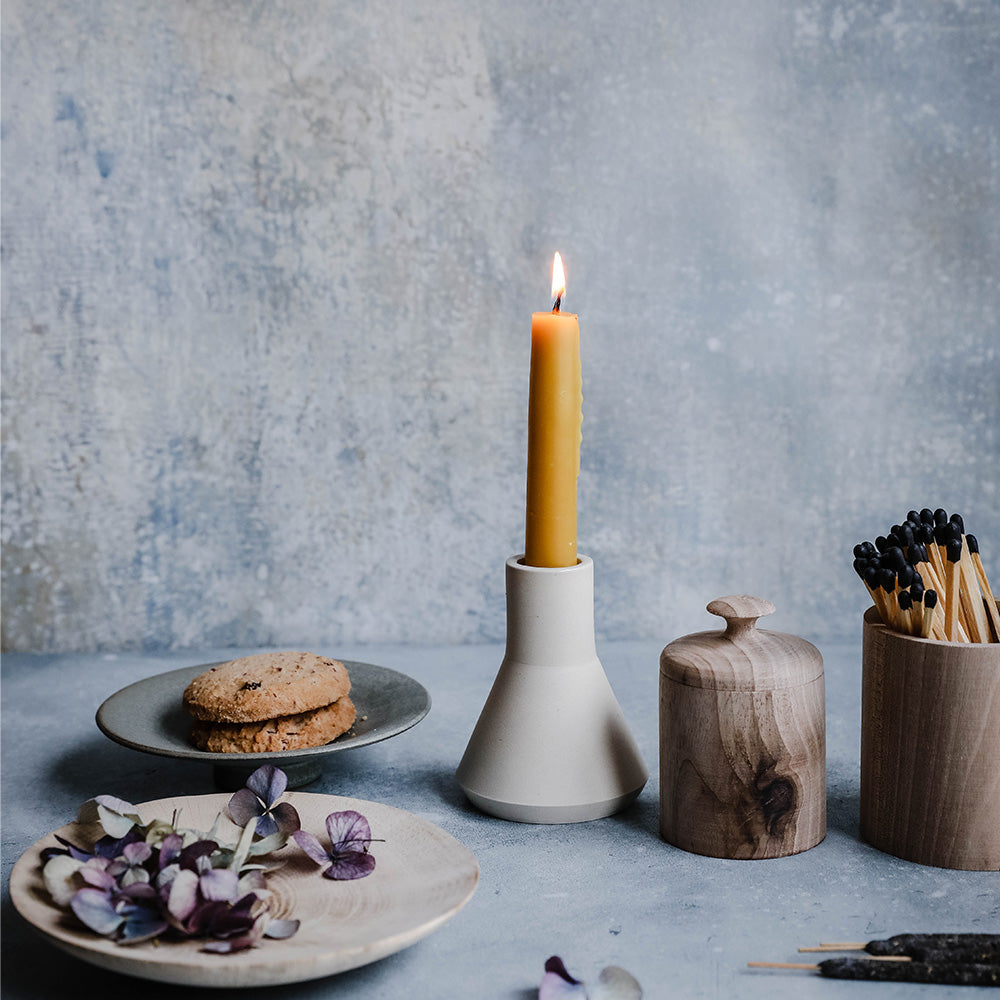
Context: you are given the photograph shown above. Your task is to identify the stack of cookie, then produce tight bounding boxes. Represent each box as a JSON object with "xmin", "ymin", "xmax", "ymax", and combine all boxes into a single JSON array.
[{"xmin": 182, "ymin": 651, "xmax": 356, "ymax": 753}]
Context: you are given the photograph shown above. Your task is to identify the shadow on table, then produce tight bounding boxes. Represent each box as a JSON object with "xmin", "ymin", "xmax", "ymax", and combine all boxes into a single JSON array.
[
  {"xmin": 1, "ymin": 895, "xmax": 424, "ymax": 999},
  {"xmin": 44, "ymin": 735, "xmax": 220, "ymax": 802}
]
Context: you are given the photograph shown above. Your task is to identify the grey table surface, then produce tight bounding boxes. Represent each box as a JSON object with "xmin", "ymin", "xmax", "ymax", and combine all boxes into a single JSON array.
[{"xmin": 2, "ymin": 640, "xmax": 997, "ymax": 998}]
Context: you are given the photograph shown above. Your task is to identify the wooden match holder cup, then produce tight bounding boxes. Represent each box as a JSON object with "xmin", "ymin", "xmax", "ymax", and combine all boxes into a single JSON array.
[
  {"xmin": 861, "ymin": 606, "xmax": 1000, "ymax": 870},
  {"xmin": 659, "ymin": 596, "xmax": 826, "ymax": 858},
  {"xmin": 456, "ymin": 555, "xmax": 647, "ymax": 823}
]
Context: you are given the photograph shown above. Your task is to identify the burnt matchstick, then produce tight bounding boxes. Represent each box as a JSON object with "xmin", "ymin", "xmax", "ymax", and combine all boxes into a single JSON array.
[
  {"xmin": 967, "ymin": 534, "xmax": 1000, "ymax": 641},
  {"xmin": 748, "ymin": 957, "xmax": 1000, "ymax": 986}
]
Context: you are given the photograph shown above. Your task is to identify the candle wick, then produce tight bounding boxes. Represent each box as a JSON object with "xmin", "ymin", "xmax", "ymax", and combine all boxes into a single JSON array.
[{"xmin": 552, "ymin": 294, "xmax": 562, "ymax": 313}]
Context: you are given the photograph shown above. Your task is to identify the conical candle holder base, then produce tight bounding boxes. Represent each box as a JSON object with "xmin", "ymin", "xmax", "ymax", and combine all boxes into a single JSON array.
[{"xmin": 456, "ymin": 555, "xmax": 647, "ymax": 823}]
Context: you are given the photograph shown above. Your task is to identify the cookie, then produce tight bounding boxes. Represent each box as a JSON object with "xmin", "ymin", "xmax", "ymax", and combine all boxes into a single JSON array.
[
  {"xmin": 182, "ymin": 651, "xmax": 351, "ymax": 723},
  {"xmin": 189, "ymin": 696, "xmax": 356, "ymax": 753}
]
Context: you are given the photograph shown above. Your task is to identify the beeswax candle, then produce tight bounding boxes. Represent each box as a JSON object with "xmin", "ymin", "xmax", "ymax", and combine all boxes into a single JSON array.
[{"xmin": 524, "ymin": 253, "xmax": 582, "ymax": 567}]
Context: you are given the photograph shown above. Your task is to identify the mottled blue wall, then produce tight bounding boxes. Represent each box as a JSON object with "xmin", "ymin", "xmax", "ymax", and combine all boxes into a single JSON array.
[{"xmin": 3, "ymin": 1, "xmax": 998, "ymax": 652}]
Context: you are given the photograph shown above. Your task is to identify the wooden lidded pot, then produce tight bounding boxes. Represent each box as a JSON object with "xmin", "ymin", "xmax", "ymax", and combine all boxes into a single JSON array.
[{"xmin": 659, "ymin": 595, "xmax": 825, "ymax": 859}]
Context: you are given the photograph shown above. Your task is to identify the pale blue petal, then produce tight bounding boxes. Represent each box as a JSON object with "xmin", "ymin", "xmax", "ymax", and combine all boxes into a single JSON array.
[{"xmin": 70, "ymin": 888, "xmax": 123, "ymax": 936}]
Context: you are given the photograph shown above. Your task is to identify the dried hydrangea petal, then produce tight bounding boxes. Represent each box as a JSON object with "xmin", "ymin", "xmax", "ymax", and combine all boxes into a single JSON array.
[{"xmin": 70, "ymin": 888, "xmax": 123, "ymax": 937}]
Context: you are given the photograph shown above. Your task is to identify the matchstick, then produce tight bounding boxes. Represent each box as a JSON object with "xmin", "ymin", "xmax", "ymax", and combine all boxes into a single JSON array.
[
  {"xmin": 941, "ymin": 519, "xmax": 992, "ymax": 642},
  {"xmin": 958, "ymin": 544, "xmax": 992, "ymax": 643},
  {"xmin": 921, "ymin": 590, "xmax": 938, "ymax": 639},
  {"xmin": 966, "ymin": 533, "xmax": 1000, "ymax": 642},
  {"xmin": 945, "ymin": 537, "xmax": 962, "ymax": 641}
]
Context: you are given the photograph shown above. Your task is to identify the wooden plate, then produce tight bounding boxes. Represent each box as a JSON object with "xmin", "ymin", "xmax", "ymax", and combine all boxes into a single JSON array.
[{"xmin": 10, "ymin": 792, "xmax": 478, "ymax": 987}]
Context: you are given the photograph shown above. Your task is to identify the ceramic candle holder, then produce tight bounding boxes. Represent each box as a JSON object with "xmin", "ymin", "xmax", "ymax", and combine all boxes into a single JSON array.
[
  {"xmin": 456, "ymin": 555, "xmax": 647, "ymax": 823},
  {"xmin": 861, "ymin": 606, "xmax": 1000, "ymax": 870}
]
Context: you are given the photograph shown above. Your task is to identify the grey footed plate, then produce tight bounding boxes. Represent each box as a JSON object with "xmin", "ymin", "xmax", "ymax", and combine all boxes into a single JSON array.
[{"xmin": 96, "ymin": 660, "xmax": 430, "ymax": 788}]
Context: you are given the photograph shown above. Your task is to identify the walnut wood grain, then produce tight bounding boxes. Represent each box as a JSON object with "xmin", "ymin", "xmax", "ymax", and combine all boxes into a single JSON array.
[
  {"xmin": 860, "ymin": 606, "xmax": 1000, "ymax": 870},
  {"xmin": 659, "ymin": 597, "xmax": 825, "ymax": 859}
]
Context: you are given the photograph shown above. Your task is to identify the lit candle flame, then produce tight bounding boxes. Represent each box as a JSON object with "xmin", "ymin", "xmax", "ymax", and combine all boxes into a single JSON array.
[{"xmin": 551, "ymin": 252, "xmax": 566, "ymax": 304}]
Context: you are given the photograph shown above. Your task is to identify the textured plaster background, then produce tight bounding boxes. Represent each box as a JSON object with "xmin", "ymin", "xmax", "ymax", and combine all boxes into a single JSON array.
[{"xmin": 2, "ymin": 1, "xmax": 998, "ymax": 653}]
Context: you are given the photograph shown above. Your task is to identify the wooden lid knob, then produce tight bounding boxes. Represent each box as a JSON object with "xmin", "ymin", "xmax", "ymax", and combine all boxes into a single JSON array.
[
  {"xmin": 706, "ymin": 595, "xmax": 776, "ymax": 639},
  {"xmin": 660, "ymin": 595, "xmax": 822, "ymax": 690}
]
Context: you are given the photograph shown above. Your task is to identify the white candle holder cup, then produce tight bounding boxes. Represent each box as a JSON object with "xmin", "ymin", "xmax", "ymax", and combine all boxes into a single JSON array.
[{"xmin": 456, "ymin": 555, "xmax": 647, "ymax": 823}]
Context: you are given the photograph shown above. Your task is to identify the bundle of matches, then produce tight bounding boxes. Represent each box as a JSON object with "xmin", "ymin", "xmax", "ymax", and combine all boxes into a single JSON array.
[
  {"xmin": 749, "ymin": 932, "xmax": 1000, "ymax": 987},
  {"xmin": 852, "ymin": 508, "xmax": 1000, "ymax": 643}
]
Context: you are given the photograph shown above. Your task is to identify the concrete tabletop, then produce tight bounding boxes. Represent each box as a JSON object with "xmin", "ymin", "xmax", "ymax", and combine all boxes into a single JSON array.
[{"xmin": 2, "ymin": 640, "xmax": 996, "ymax": 998}]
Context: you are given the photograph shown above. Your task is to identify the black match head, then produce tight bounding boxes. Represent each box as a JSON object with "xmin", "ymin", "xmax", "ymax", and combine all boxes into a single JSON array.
[
  {"xmin": 853, "ymin": 557, "xmax": 868, "ymax": 577},
  {"xmin": 934, "ymin": 522, "xmax": 949, "ymax": 546},
  {"xmin": 878, "ymin": 567, "xmax": 896, "ymax": 591},
  {"xmin": 884, "ymin": 546, "xmax": 906, "ymax": 570},
  {"xmin": 946, "ymin": 537, "xmax": 963, "ymax": 563},
  {"xmin": 864, "ymin": 565, "xmax": 880, "ymax": 589},
  {"xmin": 897, "ymin": 523, "xmax": 914, "ymax": 548},
  {"xmin": 918, "ymin": 522, "xmax": 935, "ymax": 545},
  {"xmin": 897, "ymin": 564, "xmax": 915, "ymax": 588},
  {"xmin": 967, "ymin": 533, "xmax": 980, "ymax": 555},
  {"xmin": 906, "ymin": 510, "xmax": 921, "ymax": 525},
  {"xmin": 898, "ymin": 590, "xmax": 912, "ymax": 611},
  {"xmin": 875, "ymin": 535, "xmax": 888, "ymax": 553},
  {"xmin": 907, "ymin": 542, "xmax": 927, "ymax": 565},
  {"xmin": 934, "ymin": 508, "xmax": 948, "ymax": 525},
  {"xmin": 924, "ymin": 589, "xmax": 938, "ymax": 609},
  {"xmin": 909, "ymin": 579, "xmax": 924, "ymax": 601},
  {"xmin": 949, "ymin": 512, "xmax": 965, "ymax": 533}
]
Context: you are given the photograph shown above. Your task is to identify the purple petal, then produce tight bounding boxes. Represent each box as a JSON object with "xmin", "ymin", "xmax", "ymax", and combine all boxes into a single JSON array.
[
  {"xmin": 93, "ymin": 830, "xmax": 143, "ymax": 859},
  {"xmin": 53, "ymin": 835, "xmax": 94, "ymax": 862},
  {"xmin": 117, "ymin": 903, "xmax": 169, "ymax": 944},
  {"xmin": 545, "ymin": 957, "xmax": 581, "ymax": 983},
  {"xmin": 79, "ymin": 862, "xmax": 117, "ymax": 891},
  {"xmin": 158, "ymin": 833, "xmax": 184, "ymax": 869},
  {"xmin": 70, "ymin": 888, "xmax": 123, "ymax": 936},
  {"xmin": 322, "ymin": 851, "xmax": 376, "ymax": 881},
  {"xmin": 93, "ymin": 794, "xmax": 138, "ymax": 815},
  {"xmin": 246, "ymin": 765, "xmax": 286, "ymax": 808},
  {"xmin": 178, "ymin": 839, "xmax": 218, "ymax": 870},
  {"xmin": 325, "ymin": 810, "xmax": 371, "ymax": 853},
  {"xmin": 253, "ymin": 812, "xmax": 279, "ymax": 839},
  {"xmin": 196, "ymin": 894, "xmax": 259, "ymax": 938},
  {"xmin": 120, "ymin": 882, "xmax": 159, "ymax": 902},
  {"xmin": 199, "ymin": 867, "xmax": 239, "ymax": 903},
  {"xmin": 269, "ymin": 801, "xmax": 301, "ymax": 835},
  {"xmin": 292, "ymin": 830, "xmax": 332, "ymax": 868},
  {"xmin": 201, "ymin": 916, "xmax": 264, "ymax": 954},
  {"xmin": 166, "ymin": 868, "xmax": 200, "ymax": 921},
  {"xmin": 122, "ymin": 841, "xmax": 152, "ymax": 866},
  {"xmin": 228, "ymin": 787, "xmax": 264, "ymax": 827}
]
